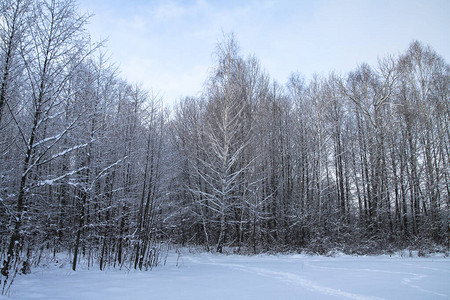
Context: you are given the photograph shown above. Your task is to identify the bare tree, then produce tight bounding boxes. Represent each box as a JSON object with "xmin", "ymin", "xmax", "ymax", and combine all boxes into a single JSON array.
[{"xmin": 2, "ymin": 0, "xmax": 94, "ymax": 283}]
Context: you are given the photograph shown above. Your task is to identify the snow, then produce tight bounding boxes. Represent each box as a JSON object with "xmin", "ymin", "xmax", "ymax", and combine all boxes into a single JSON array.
[{"xmin": 2, "ymin": 251, "xmax": 449, "ymax": 300}]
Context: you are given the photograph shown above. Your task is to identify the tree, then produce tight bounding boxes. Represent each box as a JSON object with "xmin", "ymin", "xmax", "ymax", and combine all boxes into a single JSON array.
[
  {"xmin": 0, "ymin": 0, "xmax": 30, "ymax": 124},
  {"xmin": 397, "ymin": 41, "xmax": 449, "ymax": 243},
  {"xmin": 199, "ymin": 35, "xmax": 250, "ymax": 252},
  {"xmin": 2, "ymin": 0, "xmax": 94, "ymax": 282}
]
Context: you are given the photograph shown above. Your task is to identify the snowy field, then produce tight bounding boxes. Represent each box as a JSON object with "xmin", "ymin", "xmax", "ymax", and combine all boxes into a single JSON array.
[{"xmin": 2, "ymin": 251, "xmax": 449, "ymax": 300}]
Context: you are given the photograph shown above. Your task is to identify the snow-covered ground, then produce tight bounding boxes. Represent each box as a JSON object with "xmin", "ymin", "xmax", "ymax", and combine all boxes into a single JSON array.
[{"xmin": 2, "ymin": 251, "xmax": 449, "ymax": 299}]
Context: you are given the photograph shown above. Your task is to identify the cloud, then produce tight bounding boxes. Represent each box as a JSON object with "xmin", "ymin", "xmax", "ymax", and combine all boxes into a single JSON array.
[
  {"xmin": 153, "ymin": 2, "xmax": 187, "ymax": 22},
  {"xmin": 79, "ymin": 0, "xmax": 450, "ymax": 108}
]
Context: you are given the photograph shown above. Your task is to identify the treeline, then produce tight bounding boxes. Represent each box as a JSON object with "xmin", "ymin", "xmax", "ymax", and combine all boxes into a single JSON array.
[
  {"xmin": 0, "ymin": 0, "xmax": 448, "ymax": 290},
  {"xmin": 169, "ymin": 37, "xmax": 449, "ymax": 254}
]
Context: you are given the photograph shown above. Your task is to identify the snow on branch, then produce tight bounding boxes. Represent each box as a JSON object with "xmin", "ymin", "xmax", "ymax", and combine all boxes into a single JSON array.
[
  {"xmin": 34, "ymin": 166, "xmax": 88, "ymax": 188},
  {"xmin": 23, "ymin": 116, "xmax": 87, "ymax": 177},
  {"xmin": 89, "ymin": 156, "xmax": 128, "ymax": 191},
  {"xmin": 23, "ymin": 141, "xmax": 90, "ymax": 177},
  {"xmin": 0, "ymin": 197, "xmax": 19, "ymax": 222},
  {"xmin": 32, "ymin": 132, "xmax": 65, "ymax": 148}
]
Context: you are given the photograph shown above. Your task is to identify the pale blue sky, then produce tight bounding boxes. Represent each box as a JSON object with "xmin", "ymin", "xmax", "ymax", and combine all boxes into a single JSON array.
[{"xmin": 78, "ymin": 0, "xmax": 450, "ymax": 106}]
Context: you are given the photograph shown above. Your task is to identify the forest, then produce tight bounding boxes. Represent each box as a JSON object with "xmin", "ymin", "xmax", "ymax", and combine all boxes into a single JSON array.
[{"xmin": 1, "ymin": 0, "xmax": 449, "ymax": 292}]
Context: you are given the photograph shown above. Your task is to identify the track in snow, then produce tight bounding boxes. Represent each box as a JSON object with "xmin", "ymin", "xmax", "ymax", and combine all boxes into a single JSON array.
[{"xmin": 3, "ymin": 252, "xmax": 449, "ymax": 300}]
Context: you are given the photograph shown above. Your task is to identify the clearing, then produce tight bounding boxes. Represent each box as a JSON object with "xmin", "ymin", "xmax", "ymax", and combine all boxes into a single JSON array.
[{"xmin": 2, "ymin": 251, "xmax": 449, "ymax": 299}]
